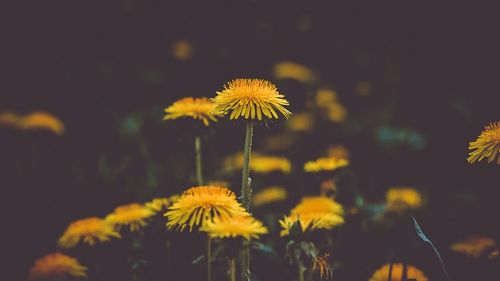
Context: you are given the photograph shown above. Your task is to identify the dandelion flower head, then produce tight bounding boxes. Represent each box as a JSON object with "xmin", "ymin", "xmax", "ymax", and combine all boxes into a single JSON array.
[
  {"xmin": 145, "ymin": 198, "xmax": 171, "ymax": 214},
  {"xmin": 58, "ymin": 217, "xmax": 120, "ymax": 248},
  {"xmin": 451, "ymin": 236, "xmax": 497, "ymax": 258},
  {"xmin": 28, "ymin": 253, "xmax": 87, "ymax": 281},
  {"xmin": 164, "ymin": 97, "xmax": 220, "ymax": 126},
  {"xmin": 165, "ymin": 186, "xmax": 247, "ymax": 231},
  {"xmin": 212, "ymin": 79, "xmax": 291, "ymax": 121},
  {"xmin": 273, "ymin": 61, "xmax": 315, "ymax": 83},
  {"xmin": 386, "ymin": 187, "xmax": 423, "ymax": 212},
  {"xmin": 304, "ymin": 157, "xmax": 349, "ymax": 173},
  {"xmin": 252, "ymin": 186, "xmax": 287, "ymax": 207},
  {"xmin": 369, "ymin": 263, "xmax": 428, "ymax": 281},
  {"xmin": 106, "ymin": 203, "xmax": 155, "ymax": 232},
  {"xmin": 468, "ymin": 121, "xmax": 500, "ymax": 164},
  {"xmin": 280, "ymin": 196, "xmax": 344, "ymax": 236},
  {"xmin": 200, "ymin": 213, "xmax": 268, "ymax": 240},
  {"xmin": 224, "ymin": 152, "xmax": 291, "ymax": 174}
]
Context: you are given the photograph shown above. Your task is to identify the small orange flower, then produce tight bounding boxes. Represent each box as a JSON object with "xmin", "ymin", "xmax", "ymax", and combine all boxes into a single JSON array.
[
  {"xmin": 58, "ymin": 217, "xmax": 120, "ymax": 248},
  {"xmin": 28, "ymin": 253, "xmax": 87, "ymax": 281}
]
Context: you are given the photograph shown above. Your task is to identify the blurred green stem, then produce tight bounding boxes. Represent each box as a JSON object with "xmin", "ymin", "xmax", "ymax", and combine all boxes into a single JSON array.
[
  {"xmin": 240, "ymin": 122, "xmax": 253, "ymax": 281},
  {"xmin": 298, "ymin": 260, "xmax": 306, "ymax": 281},
  {"xmin": 241, "ymin": 121, "xmax": 254, "ymax": 210},
  {"xmin": 229, "ymin": 258, "xmax": 237, "ymax": 281},
  {"xmin": 195, "ymin": 136, "xmax": 203, "ymax": 185}
]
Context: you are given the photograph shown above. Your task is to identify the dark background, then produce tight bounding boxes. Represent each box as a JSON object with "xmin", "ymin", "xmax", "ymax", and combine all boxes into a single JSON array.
[{"xmin": 2, "ymin": 1, "xmax": 499, "ymax": 280}]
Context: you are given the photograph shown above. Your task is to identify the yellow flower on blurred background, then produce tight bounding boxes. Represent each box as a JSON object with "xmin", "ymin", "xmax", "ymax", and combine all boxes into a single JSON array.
[
  {"xmin": 252, "ymin": 186, "xmax": 287, "ymax": 207},
  {"xmin": 326, "ymin": 145, "xmax": 350, "ymax": 159},
  {"xmin": 316, "ymin": 88, "xmax": 338, "ymax": 106},
  {"xmin": 165, "ymin": 186, "xmax": 246, "ymax": 231},
  {"xmin": 315, "ymin": 88, "xmax": 347, "ymax": 123},
  {"xmin": 28, "ymin": 253, "xmax": 87, "ymax": 281},
  {"xmin": 172, "ymin": 40, "xmax": 194, "ymax": 60},
  {"xmin": 280, "ymin": 196, "xmax": 344, "ymax": 236},
  {"xmin": 369, "ymin": 263, "xmax": 428, "ymax": 281},
  {"xmin": 145, "ymin": 198, "xmax": 171, "ymax": 214},
  {"xmin": 200, "ymin": 213, "xmax": 268, "ymax": 240},
  {"xmin": 212, "ymin": 79, "xmax": 291, "ymax": 120},
  {"xmin": 164, "ymin": 97, "xmax": 220, "ymax": 126},
  {"xmin": 106, "ymin": 203, "xmax": 155, "ymax": 232},
  {"xmin": 58, "ymin": 217, "xmax": 120, "ymax": 248},
  {"xmin": 0, "ymin": 111, "xmax": 64, "ymax": 135},
  {"xmin": 223, "ymin": 152, "xmax": 291, "ymax": 174},
  {"xmin": 451, "ymin": 236, "xmax": 497, "ymax": 258},
  {"xmin": 468, "ymin": 121, "xmax": 500, "ymax": 164},
  {"xmin": 304, "ymin": 157, "xmax": 349, "ymax": 173},
  {"xmin": 273, "ymin": 61, "xmax": 315, "ymax": 83},
  {"xmin": 286, "ymin": 112, "xmax": 315, "ymax": 132},
  {"xmin": 385, "ymin": 187, "xmax": 423, "ymax": 212}
]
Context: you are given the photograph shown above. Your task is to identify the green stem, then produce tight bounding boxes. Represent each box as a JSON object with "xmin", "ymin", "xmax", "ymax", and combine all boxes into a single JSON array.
[
  {"xmin": 229, "ymin": 258, "xmax": 237, "ymax": 281},
  {"xmin": 298, "ymin": 260, "xmax": 306, "ymax": 281},
  {"xmin": 195, "ymin": 135, "xmax": 203, "ymax": 185},
  {"xmin": 241, "ymin": 121, "xmax": 254, "ymax": 210},
  {"xmin": 207, "ymin": 236, "xmax": 212, "ymax": 281},
  {"xmin": 240, "ymin": 241, "xmax": 251, "ymax": 281}
]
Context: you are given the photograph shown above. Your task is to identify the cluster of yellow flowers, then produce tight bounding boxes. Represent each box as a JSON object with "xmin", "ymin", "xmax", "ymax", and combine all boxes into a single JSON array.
[{"xmin": 279, "ymin": 196, "xmax": 344, "ymax": 236}]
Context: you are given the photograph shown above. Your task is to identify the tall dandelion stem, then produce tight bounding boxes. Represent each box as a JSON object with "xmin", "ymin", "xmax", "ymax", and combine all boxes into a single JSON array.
[
  {"xmin": 207, "ymin": 236, "xmax": 212, "ymax": 281},
  {"xmin": 241, "ymin": 121, "xmax": 254, "ymax": 210},
  {"xmin": 195, "ymin": 136, "xmax": 203, "ymax": 185},
  {"xmin": 229, "ymin": 258, "xmax": 237, "ymax": 281}
]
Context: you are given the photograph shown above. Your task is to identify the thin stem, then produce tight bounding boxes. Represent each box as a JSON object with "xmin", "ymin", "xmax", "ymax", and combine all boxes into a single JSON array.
[
  {"xmin": 229, "ymin": 258, "xmax": 237, "ymax": 281},
  {"xmin": 241, "ymin": 121, "xmax": 254, "ymax": 210},
  {"xmin": 195, "ymin": 135, "xmax": 203, "ymax": 185},
  {"xmin": 298, "ymin": 260, "xmax": 306, "ymax": 281},
  {"xmin": 207, "ymin": 236, "xmax": 212, "ymax": 281},
  {"xmin": 240, "ymin": 241, "xmax": 251, "ymax": 281}
]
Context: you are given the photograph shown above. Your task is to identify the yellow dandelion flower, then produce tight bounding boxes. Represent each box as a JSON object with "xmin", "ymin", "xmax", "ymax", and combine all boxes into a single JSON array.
[
  {"xmin": 200, "ymin": 213, "xmax": 268, "ymax": 240},
  {"xmin": 172, "ymin": 40, "xmax": 193, "ymax": 60},
  {"xmin": 369, "ymin": 263, "xmax": 428, "ymax": 281},
  {"xmin": 58, "ymin": 217, "xmax": 120, "ymax": 248},
  {"xmin": 291, "ymin": 196, "xmax": 344, "ymax": 216},
  {"xmin": 273, "ymin": 61, "xmax": 315, "ymax": 83},
  {"xmin": 451, "ymin": 236, "xmax": 497, "ymax": 258},
  {"xmin": 252, "ymin": 186, "xmax": 287, "ymax": 207},
  {"xmin": 211, "ymin": 79, "xmax": 291, "ymax": 121},
  {"xmin": 304, "ymin": 157, "xmax": 349, "ymax": 173},
  {"xmin": 106, "ymin": 203, "xmax": 155, "ymax": 232},
  {"xmin": 286, "ymin": 112, "xmax": 315, "ymax": 132},
  {"xmin": 313, "ymin": 253, "xmax": 333, "ymax": 280},
  {"xmin": 21, "ymin": 111, "xmax": 65, "ymax": 135},
  {"xmin": 28, "ymin": 253, "xmax": 87, "ymax": 281},
  {"xmin": 386, "ymin": 187, "xmax": 423, "ymax": 212},
  {"xmin": 326, "ymin": 145, "xmax": 350, "ymax": 159},
  {"xmin": 223, "ymin": 152, "xmax": 291, "ymax": 174},
  {"xmin": 325, "ymin": 102, "xmax": 347, "ymax": 123},
  {"xmin": 279, "ymin": 213, "xmax": 344, "ymax": 236},
  {"xmin": 316, "ymin": 88, "xmax": 338, "ymax": 106},
  {"xmin": 280, "ymin": 196, "xmax": 344, "ymax": 236},
  {"xmin": 165, "ymin": 186, "xmax": 247, "ymax": 231},
  {"xmin": 468, "ymin": 121, "xmax": 500, "ymax": 164},
  {"xmin": 164, "ymin": 97, "xmax": 220, "ymax": 126},
  {"xmin": 145, "ymin": 198, "xmax": 171, "ymax": 214}
]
